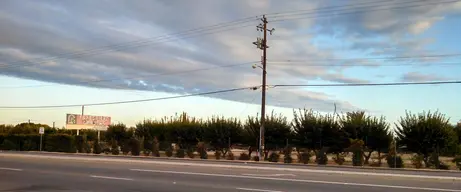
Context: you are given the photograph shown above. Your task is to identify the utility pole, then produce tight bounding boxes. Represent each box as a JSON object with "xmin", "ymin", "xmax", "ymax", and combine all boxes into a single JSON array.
[
  {"xmin": 53, "ymin": 121, "xmax": 55, "ymax": 129},
  {"xmin": 253, "ymin": 15, "xmax": 274, "ymax": 161}
]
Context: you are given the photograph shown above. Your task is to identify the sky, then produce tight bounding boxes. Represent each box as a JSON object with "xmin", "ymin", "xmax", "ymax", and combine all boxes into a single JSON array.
[{"xmin": 0, "ymin": 0, "xmax": 460, "ymax": 128}]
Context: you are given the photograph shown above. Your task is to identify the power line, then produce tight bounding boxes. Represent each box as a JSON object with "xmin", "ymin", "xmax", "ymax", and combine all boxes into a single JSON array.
[
  {"xmin": 270, "ymin": 0, "xmax": 460, "ymax": 23},
  {"xmin": 269, "ymin": 53, "xmax": 461, "ymax": 62},
  {"xmin": 0, "ymin": 0, "xmax": 450, "ymax": 71},
  {"xmin": 268, "ymin": 61, "xmax": 461, "ymax": 67},
  {"xmin": 0, "ymin": 86, "xmax": 261, "ymax": 109},
  {"xmin": 1, "ymin": 80, "xmax": 459, "ymax": 109},
  {"xmin": 2, "ymin": 60, "xmax": 459, "ymax": 90},
  {"xmin": 272, "ymin": 80, "xmax": 461, "ymax": 88}
]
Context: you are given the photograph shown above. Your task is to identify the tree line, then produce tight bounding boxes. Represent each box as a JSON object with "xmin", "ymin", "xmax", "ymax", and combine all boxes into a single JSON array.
[{"xmin": 1, "ymin": 109, "xmax": 460, "ymax": 170}]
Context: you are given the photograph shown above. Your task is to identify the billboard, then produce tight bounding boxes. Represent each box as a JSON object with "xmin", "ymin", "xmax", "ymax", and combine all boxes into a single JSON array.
[{"xmin": 66, "ymin": 114, "xmax": 111, "ymax": 130}]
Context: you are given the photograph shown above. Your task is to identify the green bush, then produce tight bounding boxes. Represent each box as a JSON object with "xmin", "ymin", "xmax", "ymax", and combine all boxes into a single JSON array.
[
  {"xmin": 121, "ymin": 141, "xmax": 131, "ymax": 155},
  {"xmin": 176, "ymin": 149, "xmax": 186, "ymax": 158},
  {"xmin": 268, "ymin": 152, "xmax": 280, "ymax": 163},
  {"xmin": 352, "ymin": 150, "xmax": 364, "ymax": 166},
  {"xmin": 1, "ymin": 139, "xmax": 17, "ymax": 150},
  {"xmin": 111, "ymin": 140, "xmax": 119, "ymax": 155},
  {"xmin": 130, "ymin": 138, "xmax": 141, "ymax": 156},
  {"xmin": 93, "ymin": 141, "xmax": 102, "ymax": 154},
  {"xmin": 452, "ymin": 155, "xmax": 461, "ymax": 170},
  {"xmin": 316, "ymin": 152, "xmax": 328, "ymax": 165},
  {"xmin": 45, "ymin": 134, "xmax": 76, "ymax": 153},
  {"xmin": 226, "ymin": 152, "xmax": 235, "ymax": 160},
  {"xmin": 75, "ymin": 135, "xmax": 85, "ymax": 153},
  {"xmin": 283, "ymin": 147, "xmax": 293, "ymax": 164},
  {"xmin": 197, "ymin": 142, "xmax": 207, "ymax": 159},
  {"xmin": 187, "ymin": 148, "xmax": 195, "ymax": 158},
  {"xmin": 411, "ymin": 154, "xmax": 424, "ymax": 169},
  {"xmin": 333, "ymin": 154, "xmax": 346, "ymax": 165},
  {"xmin": 83, "ymin": 141, "xmax": 91, "ymax": 153},
  {"xmin": 386, "ymin": 155, "xmax": 404, "ymax": 168},
  {"xmin": 252, "ymin": 155, "xmax": 260, "ymax": 161},
  {"xmin": 0, "ymin": 134, "xmax": 41, "ymax": 151},
  {"xmin": 297, "ymin": 152, "xmax": 312, "ymax": 164},
  {"xmin": 152, "ymin": 138, "xmax": 160, "ymax": 157},
  {"xmin": 214, "ymin": 151, "xmax": 222, "ymax": 160},
  {"xmin": 238, "ymin": 152, "xmax": 251, "ymax": 160},
  {"xmin": 165, "ymin": 148, "xmax": 173, "ymax": 157}
]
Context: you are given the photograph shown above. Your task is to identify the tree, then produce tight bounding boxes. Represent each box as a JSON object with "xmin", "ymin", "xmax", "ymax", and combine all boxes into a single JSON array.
[
  {"xmin": 339, "ymin": 111, "xmax": 391, "ymax": 164},
  {"xmin": 164, "ymin": 112, "xmax": 204, "ymax": 150},
  {"xmin": 203, "ymin": 116, "xmax": 243, "ymax": 156},
  {"xmin": 395, "ymin": 111, "xmax": 456, "ymax": 168},
  {"xmin": 243, "ymin": 111, "xmax": 292, "ymax": 160},
  {"xmin": 292, "ymin": 109, "xmax": 346, "ymax": 154},
  {"xmin": 105, "ymin": 123, "xmax": 132, "ymax": 144},
  {"xmin": 364, "ymin": 116, "xmax": 392, "ymax": 165}
]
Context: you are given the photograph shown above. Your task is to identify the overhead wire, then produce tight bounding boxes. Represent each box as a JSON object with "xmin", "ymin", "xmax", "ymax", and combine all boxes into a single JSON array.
[
  {"xmin": 0, "ymin": 0, "xmax": 454, "ymax": 71},
  {"xmin": 1, "ymin": 80, "xmax": 460, "ymax": 109},
  {"xmin": 2, "ymin": 53, "xmax": 460, "ymax": 89},
  {"xmin": 269, "ymin": 0, "xmax": 461, "ymax": 22}
]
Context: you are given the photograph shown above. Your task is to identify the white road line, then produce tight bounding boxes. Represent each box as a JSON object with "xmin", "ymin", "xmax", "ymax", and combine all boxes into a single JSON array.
[
  {"xmin": 89, "ymin": 175, "xmax": 133, "ymax": 181},
  {"xmin": 236, "ymin": 187, "xmax": 283, "ymax": 192},
  {"xmin": 0, "ymin": 167, "xmax": 23, "ymax": 171},
  {"xmin": 242, "ymin": 173, "xmax": 296, "ymax": 177},
  {"xmin": 130, "ymin": 169, "xmax": 461, "ymax": 192},
  {"xmin": 2, "ymin": 153, "xmax": 460, "ymax": 181}
]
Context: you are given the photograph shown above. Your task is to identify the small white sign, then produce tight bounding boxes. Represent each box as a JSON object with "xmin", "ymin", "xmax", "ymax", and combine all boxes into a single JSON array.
[{"xmin": 39, "ymin": 127, "xmax": 45, "ymax": 135}]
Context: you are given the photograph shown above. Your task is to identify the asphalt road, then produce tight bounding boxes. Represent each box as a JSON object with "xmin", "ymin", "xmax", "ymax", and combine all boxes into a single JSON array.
[{"xmin": 1, "ymin": 152, "xmax": 460, "ymax": 192}]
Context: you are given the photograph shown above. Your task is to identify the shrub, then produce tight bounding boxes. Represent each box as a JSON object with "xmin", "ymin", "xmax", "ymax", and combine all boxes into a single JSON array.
[
  {"xmin": 268, "ymin": 152, "xmax": 280, "ymax": 163},
  {"xmin": 239, "ymin": 152, "xmax": 251, "ymax": 160},
  {"xmin": 437, "ymin": 162, "xmax": 450, "ymax": 170},
  {"xmin": 75, "ymin": 135, "xmax": 85, "ymax": 153},
  {"xmin": 315, "ymin": 151, "xmax": 328, "ymax": 165},
  {"xmin": 352, "ymin": 150, "xmax": 364, "ymax": 166},
  {"xmin": 187, "ymin": 148, "xmax": 195, "ymax": 158},
  {"xmin": 333, "ymin": 154, "xmax": 346, "ymax": 165},
  {"xmin": 111, "ymin": 140, "xmax": 119, "ymax": 155},
  {"xmin": 214, "ymin": 150, "xmax": 222, "ymax": 160},
  {"xmin": 103, "ymin": 147, "xmax": 111, "ymax": 154},
  {"xmin": 452, "ymin": 155, "xmax": 461, "ymax": 170},
  {"xmin": 386, "ymin": 155, "xmax": 404, "ymax": 168},
  {"xmin": 121, "ymin": 142, "xmax": 131, "ymax": 155},
  {"xmin": 252, "ymin": 155, "xmax": 260, "ymax": 162},
  {"xmin": 151, "ymin": 138, "xmax": 160, "ymax": 157},
  {"xmin": 130, "ymin": 138, "xmax": 141, "ymax": 156},
  {"xmin": 93, "ymin": 141, "xmax": 102, "ymax": 154},
  {"xmin": 197, "ymin": 142, "xmax": 207, "ymax": 159},
  {"xmin": 176, "ymin": 149, "xmax": 186, "ymax": 158},
  {"xmin": 297, "ymin": 151, "xmax": 312, "ymax": 164},
  {"xmin": 83, "ymin": 141, "xmax": 91, "ymax": 153},
  {"xmin": 0, "ymin": 139, "xmax": 17, "ymax": 150},
  {"xmin": 165, "ymin": 147, "xmax": 173, "ymax": 157},
  {"xmin": 45, "ymin": 134, "xmax": 76, "ymax": 153},
  {"xmin": 283, "ymin": 147, "xmax": 293, "ymax": 164},
  {"xmin": 226, "ymin": 152, "xmax": 235, "ymax": 160},
  {"xmin": 411, "ymin": 154, "xmax": 424, "ymax": 169}
]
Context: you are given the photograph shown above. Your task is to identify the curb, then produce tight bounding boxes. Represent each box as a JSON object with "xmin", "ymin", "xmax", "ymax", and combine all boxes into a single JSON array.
[{"xmin": 3, "ymin": 150, "xmax": 460, "ymax": 173}]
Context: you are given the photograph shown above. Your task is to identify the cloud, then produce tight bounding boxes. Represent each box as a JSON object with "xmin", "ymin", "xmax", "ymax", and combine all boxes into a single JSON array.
[
  {"xmin": 0, "ymin": 0, "xmax": 459, "ymax": 112},
  {"xmin": 401, "ymin": 72, "xmax": 450, "ymax": 82}
]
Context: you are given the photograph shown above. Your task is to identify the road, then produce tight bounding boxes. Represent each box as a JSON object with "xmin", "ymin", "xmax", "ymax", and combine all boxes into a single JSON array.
[{"xmin": 1, "ymin": 152, "xmax": 460, "ymax": 192}]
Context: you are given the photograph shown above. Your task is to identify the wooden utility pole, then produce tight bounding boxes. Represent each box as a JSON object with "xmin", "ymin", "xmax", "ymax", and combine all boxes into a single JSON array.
[{"xmin": 253, "ymin": 15, "xmax": 274, "ymax": 160}]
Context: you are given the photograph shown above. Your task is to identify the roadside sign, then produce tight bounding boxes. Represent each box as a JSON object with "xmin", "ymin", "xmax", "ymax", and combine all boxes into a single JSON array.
[{"xmin": 39, "ymin": 127, "xmax": 44, "ymax": 135}]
